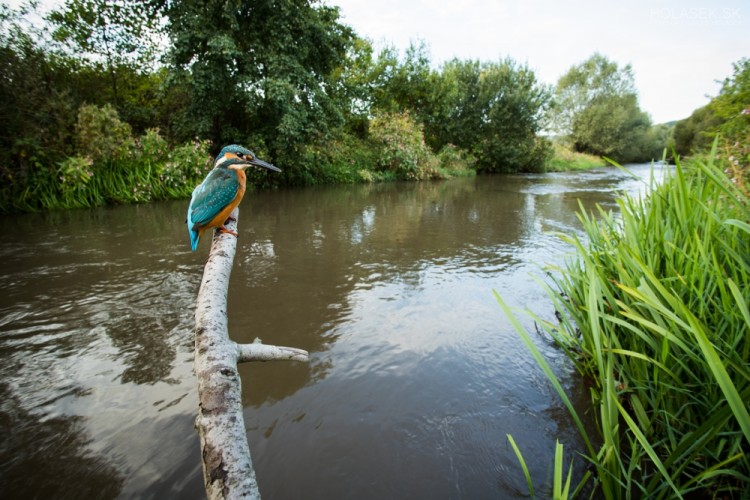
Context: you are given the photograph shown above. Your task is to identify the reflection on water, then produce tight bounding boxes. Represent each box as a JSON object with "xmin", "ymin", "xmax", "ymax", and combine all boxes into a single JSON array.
[{"xmin": 0, "ymin": 164, "xmax": 665, "ymax": 498}]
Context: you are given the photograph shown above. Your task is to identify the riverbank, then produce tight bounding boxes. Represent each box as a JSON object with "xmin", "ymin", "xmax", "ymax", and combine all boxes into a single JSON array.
[
  {"xmin": 544, "ymin": 143, "xmax": 604, "ymax": 171},
  {"xmin": 0, "ymin": 132, "xmax": 605, "ymax": 215},
  {"xmin": 502, "ymin": 149, "xmax": 750, "ymax": 497}
]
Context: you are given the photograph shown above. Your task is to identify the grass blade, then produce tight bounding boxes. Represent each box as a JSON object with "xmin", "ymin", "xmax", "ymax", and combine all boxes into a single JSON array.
[{"xmin": 507, "ymin": 434, "xmax": 535, "ymax": 497}]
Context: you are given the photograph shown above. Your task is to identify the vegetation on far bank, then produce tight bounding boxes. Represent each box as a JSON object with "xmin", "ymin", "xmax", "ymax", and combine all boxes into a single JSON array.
[
  {"xmin": 1, "ymin": 1, "xmax": 678, "ymax": 214},
  {"xmin": 545, "ymin": 143, "xmax": 604, "ymax": 172}
]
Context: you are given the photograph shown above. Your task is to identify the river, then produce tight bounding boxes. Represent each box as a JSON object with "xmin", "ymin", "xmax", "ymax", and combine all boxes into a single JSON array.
[{"xmin": 0, "ymin": 164, "xmax": 664, "ymax": 498}]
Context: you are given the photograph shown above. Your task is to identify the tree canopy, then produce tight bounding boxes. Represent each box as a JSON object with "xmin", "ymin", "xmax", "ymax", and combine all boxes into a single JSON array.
[
  {"xmin": 159, "ymin": 0, "xmax": 355, "ymax": 167},
  {"xmin": 553, "ymin": 52, "xmax": 637, "ymax": 136},
  {"xmin": 554, "ymin": 53, "xmax": 661, "ymax": 162},
  {"xmin": 672, "ymin": 57, "xmax": 749, "ymax": 157},
  {"xmin": 426, "ymin": 58, "xmax": 552, "ymax": 172}
]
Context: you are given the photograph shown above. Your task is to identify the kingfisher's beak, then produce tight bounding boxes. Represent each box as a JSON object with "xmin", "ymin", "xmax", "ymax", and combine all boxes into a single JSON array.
[{"xmin": 247, "ymin": 156, "xmax": 281, "ymax": 172}]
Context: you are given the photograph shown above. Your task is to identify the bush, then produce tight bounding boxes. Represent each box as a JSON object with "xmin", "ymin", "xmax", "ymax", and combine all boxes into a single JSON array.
[
  {"xmin": 370, "ymin": 111, "xmax": 442, "ymax": 180},
  {"xmin": 299, "ymin": 132, "xmax": 379, "ymax": 185},
  {"xmin": 436, "ymin": 144, "xmax": 476, "ymax": 177},
  {"xmin": 75, "ymin": 103, "xmax": 133, "ymax": 162},
  {"xmin": 0, "ymin": 111, "xmax": 212, "ymax": 213},
  {"xmin": 158, "ymin": 137, "xmax": 213, "ymax": 193}
]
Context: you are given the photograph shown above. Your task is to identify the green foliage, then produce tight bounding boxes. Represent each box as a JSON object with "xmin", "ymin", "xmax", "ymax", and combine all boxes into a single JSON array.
[
  {"xmin": 672, "ymin": 105, "xmax": 720, "ymax": 156},
  {"xmin": 371, "ymin": 40, "xmax": 436, "ymax": 117},
  {"xmin": 2, "ymin": 0, "xmax": 717, "ymax": 213},
  {"xmin": 710, "ymin": 58, "xmax": 750, "ymax": 140},
  {"xmin": 0, "ymin": 4, "xmax": 77, "ymax": 185},
  {"xmin": 427, "ymin": 58, "xmax": 552, "ymax": 173},
  {"xmin": 298, "ymin": 132, "xmax": 379, "ymax": 185},
  {"xmin": 474, "ymin": 61, "xmax": 552, "ymax": 172},
  {"xmin": 356, "ymin": 49, "xmax": 550, "ymax": 173},
  {"xmin": 571, "ymin": 94, "xmax": 654, "ymax": 162},
  {"xmin": 0, "ymin": 121, "xmax": 211, "ymax": 214},
  {"xmin": 721, "ymin": 133, "xmax": 750, "ymax": 192},
  {"xmin": 59, "ymin": 155, "xmax": 94, "ymax": 188},
  {"xmin": 500, "ymin": 148, "xmax": 750, "ymax": 497},
  {"xmin": 643, "ymin": 122, "xmax": 673, "ymax": 160},
  {"xmin": 673, "ymin": 58, "xmax": 749, "ymax": 158},
  {"xmin": 545, "ymin": 143, "xmax": 603, "ymax": 172},
  {"xmin": 49, "ymin": 0, "xmax": 159, "ymax": 70},
  {"xmin": 552, "ymin": 53, "xmax": 637, "ymax": 136},
  {"xmin": 47, "ymin": 0, "xmax": 163, "ymax": 128},
  {"xmin": 75, "ymin": 103, "xmax": 133, "ymax": 161},
  {"xmin": 156, "ymin": 137, "xmax": 214, "ymax": 193},
  {"xmin": 161, "ymin": 0, "xmax": 355, "ymax": 174},
  {"xmin": 0, "ymin": 3, "xmax": 176, "ymax": 197},
  {"xmin": 436, "ymin": 144, "xmax": 476, "ymax": 177},
  {"xmin": 554, "ymin": 53, "xmax": 662, "ymax": 163},
  {"xmin": 507, "ymin": 435, "xmax": 576, "ymax": 499},
  {"xmin": 369, "ymin": 111, "xmax": 444, "ymax": 180},
  {"xmin": 326, "ymin": 36, "xmax": 379, "ymax": 134}
]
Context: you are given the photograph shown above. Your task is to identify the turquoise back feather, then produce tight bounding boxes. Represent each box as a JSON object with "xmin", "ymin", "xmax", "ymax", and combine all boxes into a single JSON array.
[{"xmin": 186, "ymin": 168, "xmax": 240, "ymax": 251}]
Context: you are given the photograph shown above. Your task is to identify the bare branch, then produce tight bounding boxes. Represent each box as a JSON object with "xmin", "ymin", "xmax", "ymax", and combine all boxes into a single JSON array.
[
  {"xmin": 193, "ymin": 209, "xmax": 308, "ymax": 499},
  {"xmin": 237, "ymin": 340, "xmax": 309, "ymax": 363}
]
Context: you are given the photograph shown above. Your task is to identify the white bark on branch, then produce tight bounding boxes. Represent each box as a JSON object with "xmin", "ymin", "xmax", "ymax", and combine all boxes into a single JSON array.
[
  {"xmin": 237, "ymin": 340, "xmax": 310, "ymax": 363},
  {"xmin": 194, "ymin": 210, "xmax": 309, "ymax": 499}
]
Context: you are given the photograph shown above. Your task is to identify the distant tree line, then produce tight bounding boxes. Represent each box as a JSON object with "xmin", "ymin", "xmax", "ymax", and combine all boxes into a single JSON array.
[{"xmin": 3, "ymin": 0, "xmax": 737, "ymax": 213}]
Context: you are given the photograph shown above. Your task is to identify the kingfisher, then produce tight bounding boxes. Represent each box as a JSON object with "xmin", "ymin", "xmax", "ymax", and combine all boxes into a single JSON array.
[{"xmin": 187, "ymin": 144, "xmax": 281, "ymax": 251}]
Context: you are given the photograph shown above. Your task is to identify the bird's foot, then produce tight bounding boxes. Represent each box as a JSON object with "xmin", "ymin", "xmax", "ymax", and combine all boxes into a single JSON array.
[{"xmin": 218, "ymin": 226, "xmax": 238, "ymax": 237}]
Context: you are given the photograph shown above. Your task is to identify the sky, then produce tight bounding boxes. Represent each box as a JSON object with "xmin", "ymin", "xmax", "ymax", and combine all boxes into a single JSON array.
[
  {"xmin": 6, "ymin": 0, "xmax": 747, "ymax": 124},
  {"xmin": 326, "ymin": 0, "xmax": 748, "ymax": 123}
]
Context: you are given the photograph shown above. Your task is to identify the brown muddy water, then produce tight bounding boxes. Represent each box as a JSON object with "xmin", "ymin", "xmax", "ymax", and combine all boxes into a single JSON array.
[{"xmin": 0, "ymin": 164, "xmax": 665, "ymax": 499}]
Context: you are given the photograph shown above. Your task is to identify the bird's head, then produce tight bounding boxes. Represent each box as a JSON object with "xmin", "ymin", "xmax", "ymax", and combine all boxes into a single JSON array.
[{"xmin": 214, "ymin": 144, "xmax": 281, "ymax": 172}]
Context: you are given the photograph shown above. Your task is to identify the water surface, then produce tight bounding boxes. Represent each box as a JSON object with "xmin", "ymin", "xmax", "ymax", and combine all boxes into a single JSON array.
[{"xmin": 0, "ymin": 164, "xmax": 664, "ymax": 498}]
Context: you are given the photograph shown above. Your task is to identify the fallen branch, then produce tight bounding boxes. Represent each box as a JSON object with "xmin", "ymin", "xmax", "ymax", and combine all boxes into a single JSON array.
[{"xmin": 194, "ymin": 209, "xmax": 309, "ymax": 499}]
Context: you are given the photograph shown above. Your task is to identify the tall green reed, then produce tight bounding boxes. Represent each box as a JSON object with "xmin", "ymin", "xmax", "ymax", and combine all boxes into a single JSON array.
[{"xmin": 501, "ymin": 145, "xmax": 750, "ymax": 498}]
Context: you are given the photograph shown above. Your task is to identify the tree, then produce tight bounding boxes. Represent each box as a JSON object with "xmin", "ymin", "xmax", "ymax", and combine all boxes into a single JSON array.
[
  {"xmin": 427, "ymin": 58, "xmax": 552, "ymax": 172},
  {"xmin": 159, "ymin": 0, "xmax": 355, "ymax": 181},
  {"xmin": 672, "ymin": 105, "xmax": 720, "ymax": 156},
  {"xmin": 325, "ymin": 39, "xmax": 437, "ymax": 138},
  {"xmin": 325, "ymin": 36, "xmax": 379, "ymax": 136},
  {"xmin": 672, "ymin": 58, "xmax": 749, "ymax": 157},
  {"xmin": 423, "ymin": 58, "xmax": 481, "ymax": 151},
  {"xmin": 552, "ymin": 53, "xmax": 637, "ymax": 136},
  {"xmin": 554, "ymin": 53, "xmax": 659, "ymax": 162},
  {"xmin": 571, "ymin": 93, "xmax": 652, "ymax": 162},
  {"xmin": 709, "ymin": 58, "xmax": 750, "ymax": 140},
  {"xmin": 49, "ymin": 0, "xmax": 161, "ymax": 106},
  {"xmin": 371, "ymin": 40, "xmax": 435, "ymax": 117},
  {"xmin": 0, "ymin": 3, "xmax": 77, "ymax": 184}
]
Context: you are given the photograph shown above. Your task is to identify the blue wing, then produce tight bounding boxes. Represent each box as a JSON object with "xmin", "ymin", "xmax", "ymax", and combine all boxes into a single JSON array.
[
  {"xmin": 189, "ymin": 169, "xmax": 239, "ymax": 226},
  {"xmin": 186, "ymin": 168, "xmax": 239, "ymax": 250}
]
